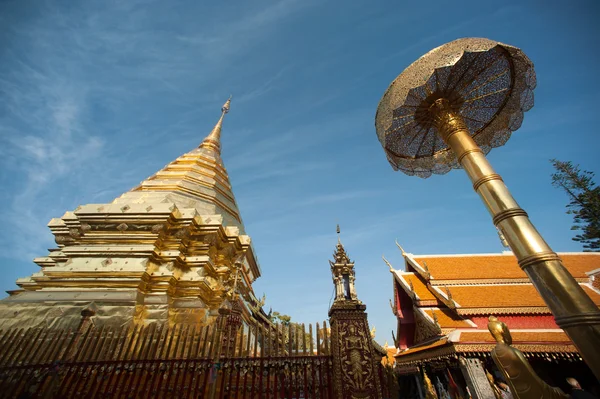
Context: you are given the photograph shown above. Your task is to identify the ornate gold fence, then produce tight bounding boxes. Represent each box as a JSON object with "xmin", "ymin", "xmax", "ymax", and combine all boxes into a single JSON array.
[{"xmin": 0, "ymin": 320, "xmax": 334, "ymax": 398}]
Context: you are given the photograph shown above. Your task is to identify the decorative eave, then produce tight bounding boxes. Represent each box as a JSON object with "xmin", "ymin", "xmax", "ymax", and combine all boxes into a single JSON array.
[
  {"xmin": 453, "ymin": 343, "xmax": 578, "ymax": 354},
  {"xmin": 429, "ymin": 277, "xmax": 590, "ymax": 286},
  {"xmin": 455, "ymin": 306, "xmax": 551, "ymax": 316},
  {"xmin": 395, "ymin": 337, "xmax": 581, "ymax": 366},
  {"xmin": 395, "ymin": 336, "xmax": 449, "ymax": 359}
]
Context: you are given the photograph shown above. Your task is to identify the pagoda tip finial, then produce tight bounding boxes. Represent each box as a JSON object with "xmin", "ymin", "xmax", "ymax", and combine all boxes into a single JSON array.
[
  {"xmin": 200, "ymin": 96, "xmax": 233, "ymax": 152},
  {"xmin": 222, "ymin": 95, "xmax": 232, "ymax": 113},
  {"xmin": 336, "ymin": 224, "xmax": 341, "ymax": 244}
]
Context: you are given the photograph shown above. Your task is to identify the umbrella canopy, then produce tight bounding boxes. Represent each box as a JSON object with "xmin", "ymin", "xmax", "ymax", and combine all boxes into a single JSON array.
[{"xmin": 375, "ymin": 38, "xmax": 536, "ymax": 178}]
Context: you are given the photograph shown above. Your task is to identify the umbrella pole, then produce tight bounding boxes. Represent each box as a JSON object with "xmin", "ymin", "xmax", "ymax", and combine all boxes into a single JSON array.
[{"xmin": 430, "ymin": 98, "xmax": 600, "ymax": 379}]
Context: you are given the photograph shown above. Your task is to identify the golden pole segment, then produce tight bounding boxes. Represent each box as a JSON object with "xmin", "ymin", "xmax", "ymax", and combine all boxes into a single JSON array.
[{"xmin": 430, "ymin": 98, "xmax": 600, "ymax": 379}]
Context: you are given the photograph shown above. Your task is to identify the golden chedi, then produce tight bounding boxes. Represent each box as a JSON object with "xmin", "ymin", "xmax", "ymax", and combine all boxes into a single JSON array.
[{"xmin": 0, "ymin": 98, "xmax": 262, "ymax": 329}]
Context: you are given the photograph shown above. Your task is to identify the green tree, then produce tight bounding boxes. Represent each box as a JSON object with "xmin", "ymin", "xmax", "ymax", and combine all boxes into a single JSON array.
[
  {"xmin": 269, "ymin": 311, "xmax": 313, "ymax": 351},
  {"xmin": 270, "ymin": 311, "xmax": 291, "ymax": 326},
  {"xmin": 550, "ymin": 159, "xmax": 600, "ymax": 251}
]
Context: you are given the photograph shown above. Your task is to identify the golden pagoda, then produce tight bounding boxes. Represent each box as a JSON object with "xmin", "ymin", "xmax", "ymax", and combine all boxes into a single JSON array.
[{"xmin": 0, "ymin": 98, "xmax": 264, "ymax": 329}]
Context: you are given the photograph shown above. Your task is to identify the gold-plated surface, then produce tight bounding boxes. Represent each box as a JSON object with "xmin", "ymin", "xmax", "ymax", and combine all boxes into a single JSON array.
[
  {"xmin": 0, "ymin": 99, "xmax": 262, "ymax": 330},
  {"xmin": 200, "ymin": 96, "xmax": 231, "ymax": 153},
  {"xmin": 375, "ymin": 38, "xmax": 535, "ymax": 177},
  {"xmin": 488, "ymin": 316, "xmax": 569, "ymax": 399},
  {"xmin": 432, "ymin": 99, "xmax": 600, "ymax": 380},
  {"xmin": 376, "ymin": 38, "xmax": 600, "ymax": 379},
  {"xmin": 487, "ymin": 316, "xmax": 512, "ymax": 345}
]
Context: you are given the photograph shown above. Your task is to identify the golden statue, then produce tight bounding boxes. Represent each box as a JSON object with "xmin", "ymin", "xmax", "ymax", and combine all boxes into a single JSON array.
[
  {"xmin": 488, "ymin": 316, "xmax": 512, "ymax": 345},
  {"xmin": 423, "ymin": 369, "xmax": 439, "ymax": 399},
  {"xmin": 486, "ymin": 369, "xmax": 503, "ymax": 399},
  {"xmin": 487, "ymin": 316, "xmax": 568, "ymax": 399}
]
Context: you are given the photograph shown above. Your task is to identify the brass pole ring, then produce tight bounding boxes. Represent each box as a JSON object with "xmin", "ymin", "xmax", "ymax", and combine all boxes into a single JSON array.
[
  {"xmin": 457, "ymin": 148, "xmax": 483, "ymax": 164},
  {"xmin": 492, "ymin": 208, "xmax": 528, "ymax": 226},
  {"xmin": 473, "ymin": 174, "xmax": 503, "ymax": 192},
  {"xmin": 518, "ymin": 251, "xmax": 561, "ymax": 270}
]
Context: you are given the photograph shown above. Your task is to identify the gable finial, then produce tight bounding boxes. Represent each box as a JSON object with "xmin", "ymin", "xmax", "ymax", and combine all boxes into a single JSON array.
[
  {"xmin": 382, "ymin": 255, "xmax": 394, "ymax": 272},
  {"xmin": 395, "ymin": 239, "xmax": 407, "ymax": 256}
]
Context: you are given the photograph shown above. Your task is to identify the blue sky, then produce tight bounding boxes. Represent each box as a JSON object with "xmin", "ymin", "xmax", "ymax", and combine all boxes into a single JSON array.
[{"xmin": 0, "ymin": 0, "xmax": 598, "ymax": 345}]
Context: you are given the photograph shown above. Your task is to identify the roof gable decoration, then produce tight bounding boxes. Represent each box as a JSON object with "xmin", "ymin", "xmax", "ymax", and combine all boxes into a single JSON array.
[
  {"xmin": 382, "ymin": 255, "xmax": 395, "ymax": 274},
  {"xmin": 391, "ymin": 270, "xmax": 420, "ymax": 302},
  {"xmin": 431, "ymin": 311, "xmax": 440, "ymax": 329},
  {"xmin": 387, "ymin": 241, "xmax": 433, "ymax": 280},
  {"xmin": 413, "ymin": 305, "xmax": 442, "ymax": 344},
  {"xmin": 431, "ymin": 285, "xmax": 459, "ymax": 310},
  {"xmin": 389, "ymin": 298, "xmax": 398, "ymax": 317},
  {"xmin": 409, "ymin": 280, "xmax": 416, "ymax": 301},
  {"xmin": 404, "ymin": 254, "xmax": 432, "ymax": 281},
  {"xmin": 384, "ymin": 255, "xmax": 419, "ymax": 304}
]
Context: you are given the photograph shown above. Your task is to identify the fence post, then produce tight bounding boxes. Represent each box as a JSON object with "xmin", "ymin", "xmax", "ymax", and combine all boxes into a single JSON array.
[{"xmin": 328, "ymin": 302, "xmax": 384, "ymax": 398}]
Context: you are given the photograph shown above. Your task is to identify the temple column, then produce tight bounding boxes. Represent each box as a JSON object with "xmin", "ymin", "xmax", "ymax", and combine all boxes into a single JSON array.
[
  {"xmin": 458, "ymin": 357, "xmax": 497, "ymax": 399},
  {"xmin": 329, "ymin": 302, "xmax": 383, "ymax": 399},
  {"xmin": 328, "ymin": 232, "xmax": 383, "ymax": 399}
]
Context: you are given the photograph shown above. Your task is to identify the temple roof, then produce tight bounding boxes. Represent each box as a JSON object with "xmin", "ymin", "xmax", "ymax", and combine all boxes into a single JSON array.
[
  {"xmin": 393, "ymin": 271, "xmax": 437, "ymax": 302},
  {"xmin": 390, "ymin": 250, "xmax": 600, "ymax": 365},
  {"xmin": 436, "ymin": 284, "xmax": 600, "ymax": 314},
  {"xmin": 113, "ymin": 97, "xmax": 247, "ymax": 234},
  {"xmin": 332, "ymin": 239, "xmax": 352, "ymax": 265},
  {"xmin": 424, "ymin": 308, "xmax": 473, "ymax": 329},
  {"xmin": 456, "ymin": 330, "xmax": 571, "ymax": 344},
  {"xmin": 411, "ymin": 252, "xmax": 600, "ymax": 281}
]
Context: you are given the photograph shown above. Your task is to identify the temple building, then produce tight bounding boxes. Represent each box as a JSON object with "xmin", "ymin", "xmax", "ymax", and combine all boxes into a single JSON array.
[
  {"xmin": 385, "ymin": 247, "xmax": 600, "ymax": 398},
  {"xmin": 0, "ymin": 98, "xmax": 265, "ymax": 330}
]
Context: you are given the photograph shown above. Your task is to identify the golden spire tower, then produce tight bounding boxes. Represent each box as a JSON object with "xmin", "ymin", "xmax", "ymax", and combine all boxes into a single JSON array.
[{"xmin": 0, "ymin": 98, "xmax": 261, "ymax": 329}]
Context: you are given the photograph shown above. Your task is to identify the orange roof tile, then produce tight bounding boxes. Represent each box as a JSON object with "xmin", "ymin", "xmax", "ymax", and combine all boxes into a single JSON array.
[
  {"xmin": 459, "ymin": 331, "xmax": 570, "ymax": 344},
  {"xmin": 446, "ymin": 284, "xmax": 600, "ymax": 309},
  {"xmin": 403, "ymin": 274, "xmax": 436, "ymax": 301},
  {"xmin": 412, "ymin": 253, "xmax": 600, "ymax": 281},
  {"xmin": 424, "ymin": 308, "xmax": 472, "ymax": 328}
]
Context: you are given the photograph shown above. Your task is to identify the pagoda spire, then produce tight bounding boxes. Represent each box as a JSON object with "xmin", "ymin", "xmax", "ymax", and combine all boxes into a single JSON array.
[
  {"xmin": 113, "ymin": 95, "xmax": 246, "ymax": 233},
  {"xmin": 200, "ymin": 96, "xmax": 231, "ymax": 153},
  {"xmin": 329, "ymin": 227, "xmax": 359, "ymax": 303}
]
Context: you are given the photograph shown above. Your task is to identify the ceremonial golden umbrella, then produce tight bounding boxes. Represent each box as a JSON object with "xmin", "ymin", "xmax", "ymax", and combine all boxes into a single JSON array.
[{"xmin": 375, "ymin": 38, "xmax": 600, "ymax": 378}]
